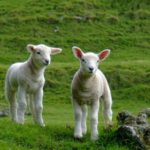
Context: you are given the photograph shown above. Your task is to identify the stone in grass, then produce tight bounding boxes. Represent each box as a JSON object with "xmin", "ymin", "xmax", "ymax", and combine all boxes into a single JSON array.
[
  {"xmin": 116, "ymin": 109, "xmax": 150, "ymax": 150},
  {"xmin": 136, "ymin": 113, "xmax": 148, "ymax": 125},
  {"xmin": 117, "ymin": 111, "xmax": 137, "ymax": 126},
  {"xmin": 116, "ymin": 125, "xmax": 146, "ymax": 150},
  {"xmin": 117, "ymin": 111, "xmax": 149, "ymax": 126},
  {"xmin": 143, "ymin": 127, "xmax": 150, "ymax": 146},
  {"xmin": 139, "ymin": 108, "xmax": 150, "ymax": 118}
]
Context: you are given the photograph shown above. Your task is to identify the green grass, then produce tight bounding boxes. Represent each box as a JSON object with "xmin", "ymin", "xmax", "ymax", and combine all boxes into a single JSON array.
[{"xmin": 0, "ymin": 0, "xmax": 150, "ymax": 149}]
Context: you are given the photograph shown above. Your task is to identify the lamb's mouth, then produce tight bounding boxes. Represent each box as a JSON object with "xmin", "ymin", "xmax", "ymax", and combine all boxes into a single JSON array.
[
  {"xmin": 89, "ymin": 70, "xmax": 95, "ymax": 74},
  {"xmin": 89, "ymin": 69, "xmax": 97, "ymax": 74},
  {"xmin": 43, "ymin": 62, "xmax": 49, "ymax": 66},
  {"xmin": 43, "ymin": 61, "xmax": 49, "ymax": 66}
]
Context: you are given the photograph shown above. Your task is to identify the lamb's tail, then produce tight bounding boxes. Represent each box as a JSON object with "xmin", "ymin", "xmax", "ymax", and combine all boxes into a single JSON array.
[
  {"xmin": 102, "ymin": 80, "xmax": 113, "ymax": 128},
  {"xmin": 5, "ymin": 69, "xmax": 18, "ymax": 122},
  {"xmin": 5, "ymin": 73, "xmax": 9, "ymax": 101}
]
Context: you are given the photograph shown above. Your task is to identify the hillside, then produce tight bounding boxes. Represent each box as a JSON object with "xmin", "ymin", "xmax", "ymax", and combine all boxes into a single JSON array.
[{"xmin": 0, "ymin": 0, "xmax": 149, "ymax": 149}]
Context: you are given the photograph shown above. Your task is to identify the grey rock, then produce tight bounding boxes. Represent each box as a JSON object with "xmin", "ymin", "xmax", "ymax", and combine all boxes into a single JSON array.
[
  {"xmin": 116, "ymin": 125, "xmax": 146, "ymax": 150},
  {"xmin": 139, "ymin": 108, "xmax": 150, "ymax": 117},
  {"xmin": 136, "ymin": 113, "xmax": 148, "ymax": 125},
  {"xmin": 143, "ymin": 127, "xmax": 150, "ymax": 145},
  {"xmin": 117, "ymin": 111, "xmax": 136, "ymax": 125},
  {"xmin": 116, "ymin": 109, "xmax": 150, "ymax": 150}
]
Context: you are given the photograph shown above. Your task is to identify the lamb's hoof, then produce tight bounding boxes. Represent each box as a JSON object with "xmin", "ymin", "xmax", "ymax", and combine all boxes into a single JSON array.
[
  {"xmin": 34, "ymin": 120, "xmax": 45, "ymax": 127},
  {"xmin": 105, "ymin": 124, "xmax": 113, "ymax": 131},
  {"xmin": 105, "ymin": 126, "xmax": 112, "ymax": 131},
  {"xmin": 74, "ymin": 133, "xmax": 83, "ymax": 141},
  {"xmin": 15, "ymin": 120, "xmax": 24, "ymax": 125},
  {"xmin": 74, "ymin": 136, "xmax": 83, "ymax": 142},
  {"xmin": 91, "ymin": 135, "xmax": 99, "ymax": 141},
  {"xmin": 16, "ymin": 122, "xmax": 24, "ymax": 126},
  {"xmin": 40, "ymin": 123, "xmax": 45, "ymax": 127}
]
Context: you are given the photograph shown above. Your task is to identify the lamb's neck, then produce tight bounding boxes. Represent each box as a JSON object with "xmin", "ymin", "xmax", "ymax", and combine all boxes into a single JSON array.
[{"xmin": 27, "ymin": 57, "xmax": 45, "ymax": 75}]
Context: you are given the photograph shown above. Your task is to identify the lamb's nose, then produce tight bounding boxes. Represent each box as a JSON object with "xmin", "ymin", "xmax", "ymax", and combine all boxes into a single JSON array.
[
  {"xmin": 45, "ymin": 60, "xmax": 49, "ymax": 65},
  {"xmin": 89, "ymin": 67, "xmax": 94, "ymax": 72}
]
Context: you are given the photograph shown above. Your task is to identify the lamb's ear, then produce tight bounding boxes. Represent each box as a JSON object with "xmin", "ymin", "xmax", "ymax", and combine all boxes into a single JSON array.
[
  {"xmin": 98, "ymin": 49, "xmax": 110, "ymax": 61},
  {"xmin": 51, "ymin": 48, "xmax": 62, "ymax": 55},
  {"xmin": 27, "ymin": 44, "xmax": 36, "ymax": 53},
  {"xmin": 72, "ymin": 46, "xmax": 84, "ymax": 59}
]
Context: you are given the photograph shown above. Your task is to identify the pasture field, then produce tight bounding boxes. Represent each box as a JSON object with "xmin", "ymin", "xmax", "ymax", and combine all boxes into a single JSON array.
[{"xmin": 0, "ymin": 0, "xmax": 149, "ymax": 149}]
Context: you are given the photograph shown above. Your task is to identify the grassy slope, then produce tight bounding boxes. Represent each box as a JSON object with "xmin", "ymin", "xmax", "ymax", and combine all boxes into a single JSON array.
[{"xmin": 0, "ymin": 0, "xmax": 149, "ymax": 149}]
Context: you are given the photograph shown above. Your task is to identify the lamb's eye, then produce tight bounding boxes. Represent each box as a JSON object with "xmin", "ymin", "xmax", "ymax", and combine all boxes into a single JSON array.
[
  {"xmin": 82, "ymin": 59, "xmax": 86, "ymax": 62},
  {"xmin": 37, "ymin": 52, "xmax": 41, "ymax": 55}
]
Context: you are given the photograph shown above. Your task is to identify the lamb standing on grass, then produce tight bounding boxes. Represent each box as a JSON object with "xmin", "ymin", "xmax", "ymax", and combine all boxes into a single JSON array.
[
  {"xmin": 5, "ymin": 44, "xmax": 62, "ymax": 126},
  {"xmin": 71, "ymin": 46, "xmax": 113, "ymax": 140}
]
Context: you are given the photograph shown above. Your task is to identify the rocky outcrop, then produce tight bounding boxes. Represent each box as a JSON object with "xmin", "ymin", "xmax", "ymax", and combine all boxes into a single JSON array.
[{"xmin": 116, "ymin": 108, "xmax": 150, "ymax": 150}]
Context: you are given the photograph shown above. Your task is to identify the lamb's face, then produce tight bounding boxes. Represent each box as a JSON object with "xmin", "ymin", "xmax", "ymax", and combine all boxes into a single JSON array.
[
  {"xmin": 27, "ymin": 44, "xmax": 62, "ymax": 67},
  {"xmin": 72, "ymin": 46, "xmax": 110, "ymax": 75},
  {"xmin": 80, "ymin": 53, "xmax": 99, "ymax": 74},
  {"xmin": 32, "ymin": 45, "xmax": 51, "ymax": 66}
]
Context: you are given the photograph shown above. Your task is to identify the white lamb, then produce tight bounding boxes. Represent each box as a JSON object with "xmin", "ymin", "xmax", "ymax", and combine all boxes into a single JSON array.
[
  {"xmin": 5, "ymin": 44, "xmax": 62, "ymax": 126},
  {"xmin": 71, "ymin": 46, "xmax": 113, "ymax": 140}
]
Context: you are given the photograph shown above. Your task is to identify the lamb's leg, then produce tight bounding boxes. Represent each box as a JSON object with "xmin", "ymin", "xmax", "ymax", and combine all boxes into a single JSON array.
[
  {"xmin": 81, "ymin": 105, "xmax": 87, "ymax": 135},
  {"xmin": 29, "ymin": 95, "xmax": 36, "ymax": 122},
  {"xmin": 73, "ymin": 100, "xmax": 83, "ymax": 139},
  {"xmin": 17, "ymin": 86, "xmax": 27, "ymax": 124},
  {"xmin": 103, "ymin": 86, "xmax": 113, "ymax": 128},
  {"xmin": 8, "ymin": 91, "xmax": 18, "ymax": 122},
  {"xmin": 91, "ymin": 101, "xmax": 99, "ymax": 141},
  {"xmin": 33, "ymin": 89, "xmax": 45, "ymax": 127},
  {"xmin": 26, "ymin": 94, "xmax": 31, "ymax": 115}
]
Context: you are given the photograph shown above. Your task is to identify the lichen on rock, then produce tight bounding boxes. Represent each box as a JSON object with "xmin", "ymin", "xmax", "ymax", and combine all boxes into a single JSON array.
[{"xmin": 116, "ymin": 108, "xmax": 150, "ymax": 150}]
